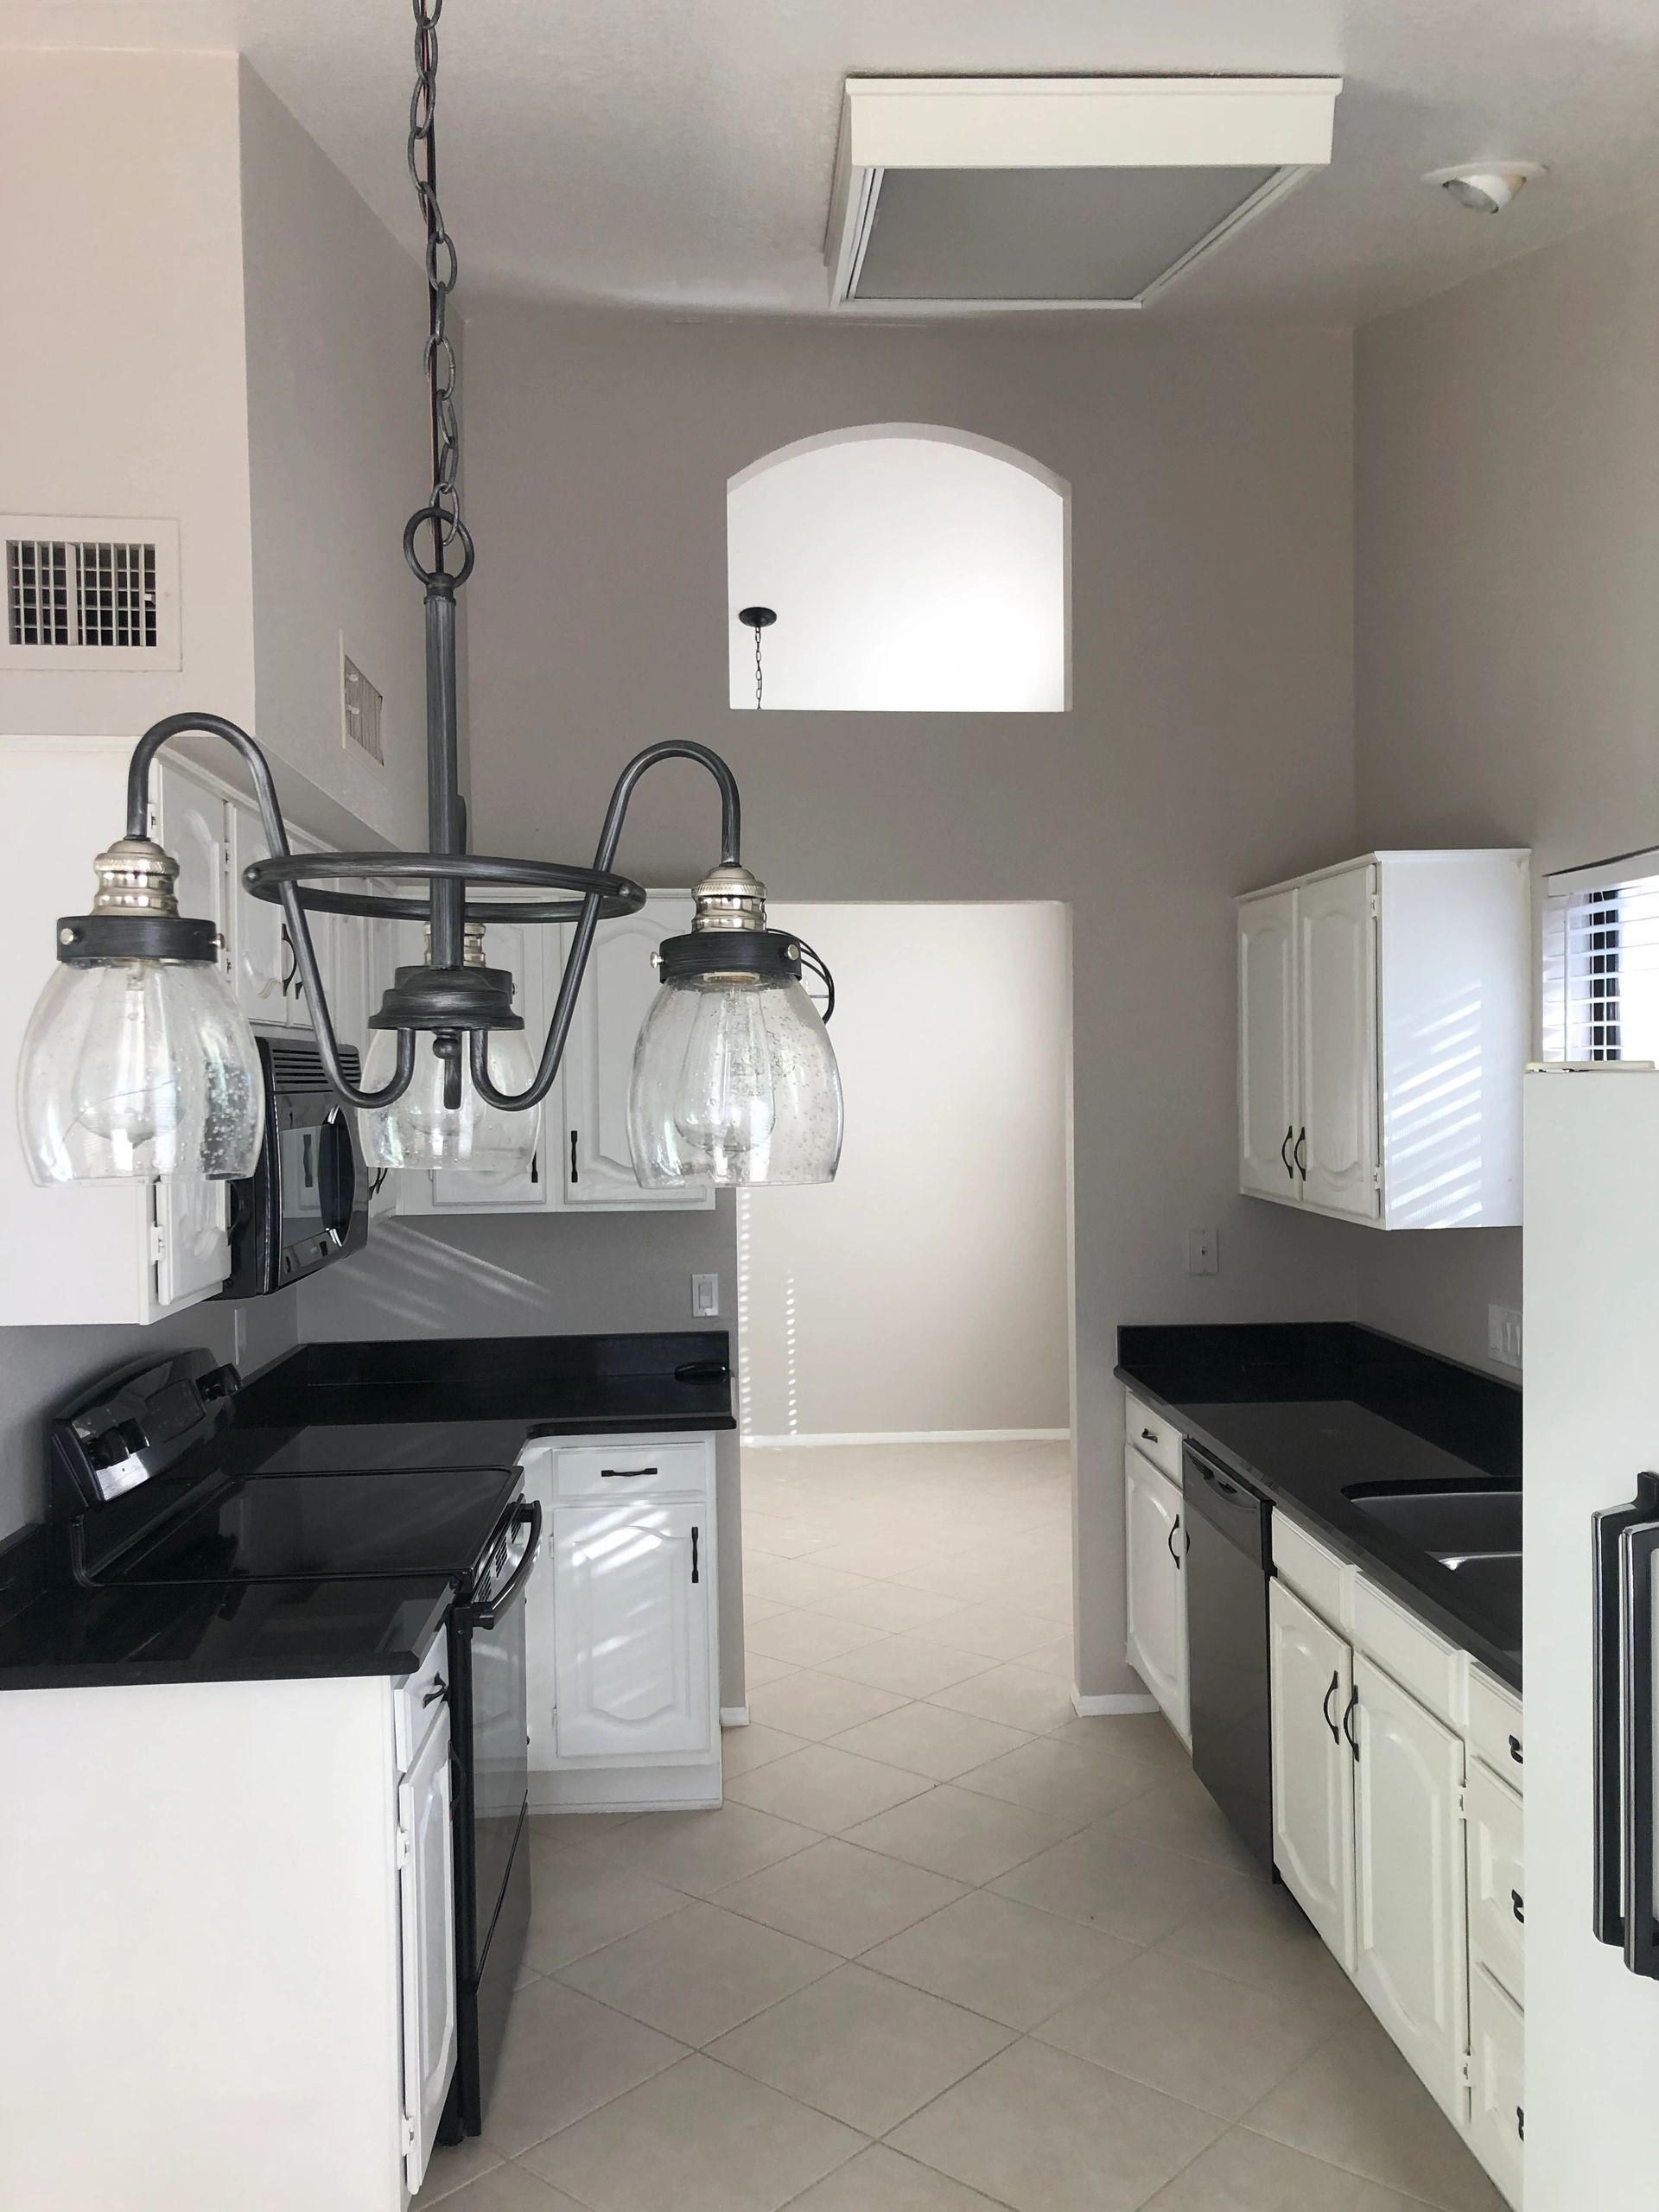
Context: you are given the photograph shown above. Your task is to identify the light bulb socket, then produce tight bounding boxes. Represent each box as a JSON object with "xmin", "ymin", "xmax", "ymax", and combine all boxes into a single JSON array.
[
  {"xmin": 656, "ymin": 928, "xmax": 804, "ymax": 985},
  {"xmin": 369, "ymin": 960, "xmax": 524, "ymax": 1033},
  {"xmin": 54, "ymin": 912, "xmax": 220, "ymax": 965}
]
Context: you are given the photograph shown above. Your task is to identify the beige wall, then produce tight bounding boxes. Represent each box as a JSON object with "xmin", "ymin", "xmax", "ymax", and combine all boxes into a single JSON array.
[
  {"xmin": 1354, "ymin": 203, "xmax": 1659, "ymax": 1374},
  {"xmin": 460, "ymin": 309, "xmax": 1359, "ymax": 1698},
  {"xmin": 739, "ymin": 901, "xmax": 1072, "ymax": 1442}
]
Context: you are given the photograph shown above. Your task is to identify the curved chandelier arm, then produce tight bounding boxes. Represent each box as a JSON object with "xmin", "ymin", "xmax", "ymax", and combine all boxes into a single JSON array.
[
  {"xmin": 123, "ymin": 714, "xmax": 419, "ymax": 1112},
  {"xmin": 469, "ymin": 741, "xmax": 743, "ymax": 1114}
]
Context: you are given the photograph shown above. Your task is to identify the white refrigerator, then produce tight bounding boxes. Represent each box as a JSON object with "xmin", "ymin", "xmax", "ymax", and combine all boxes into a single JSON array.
[{"xmin": 1525, "ymin": 1065, "xmax": 1659, "ymax": 2209}]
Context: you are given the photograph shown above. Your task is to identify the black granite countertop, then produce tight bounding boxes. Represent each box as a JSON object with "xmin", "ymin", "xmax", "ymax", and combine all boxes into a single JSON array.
[
  {"xmin": 0, "ymin": 1331, "xmax": 733, "ymax": 1689},
  {"xmin": 1116, "ymin": 1324, "xmax": 1522, "ymax": 1689}
]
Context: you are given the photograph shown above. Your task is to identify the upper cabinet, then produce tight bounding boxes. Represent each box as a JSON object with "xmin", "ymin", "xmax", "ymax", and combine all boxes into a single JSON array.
[{"xmin": 1236, "ymin": 850, "xmax": 1529, "ymax": 1230}]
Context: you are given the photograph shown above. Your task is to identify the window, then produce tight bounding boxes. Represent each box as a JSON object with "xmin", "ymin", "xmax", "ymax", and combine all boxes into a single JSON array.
[
  {"xmin": 1541, "ymin": 850, "xmax": 1659, "ymax": 1064},
  {"xmin": 726, "ymin": 425, "xmax": 1068, "ymax": 713}
]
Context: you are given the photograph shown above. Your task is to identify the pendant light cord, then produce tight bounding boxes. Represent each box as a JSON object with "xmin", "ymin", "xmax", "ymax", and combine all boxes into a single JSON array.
[
  {"xmin": 407, "ymin": 0, "xmax": 469, "ymax": 582},
  {"xmin": 753, "ymin": 621, "xmax": 764, "ymax": 709}
]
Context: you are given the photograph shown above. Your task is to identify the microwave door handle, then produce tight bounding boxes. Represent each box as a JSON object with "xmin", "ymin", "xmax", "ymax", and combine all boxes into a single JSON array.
[
  {"xmin": 467, "ymin": 1500, "xmax": 543, "ymax": 1631},
  {"xmin": 1620, "ymin": 1518, "xmax": 1659, "ymax": 1978}
]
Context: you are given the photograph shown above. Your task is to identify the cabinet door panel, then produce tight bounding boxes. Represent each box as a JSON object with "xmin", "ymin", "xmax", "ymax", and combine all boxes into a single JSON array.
[
  {"xmin": 228, "ymin": 804, "xmax": 289, "ymax": 1026},
  {"xmin": 561, "ymin": 897, "xmax": 711, "ymax": 1210},
  {"xmin": 1238, "ymin": 891, "xmax": 1300, "ymax": 1202},
  {"xmin": 1299, "ymin": 864, "xmax": 1380, "ymax": 1220},
  {"xmin": 1465, "ymin": 1759, "xmax": 1525, "ymax": 2005},
  {"xmin": 1268, "ymin": 1577, "xmax": 1356, "ymax": 1970},
  {"xmin": 1124, "ymin": 1446, "xmax": 1188, "ymax": 1743},
  {"xmin": 1353, "ymin": 1655, "xmax": 1467, "ymax": 2118},
  {"xmin": 1467, "ymin": 1962, "xmax": 1525, "ymax": 2207},
  {"xmin": 153, "ymin": 761, "xmax": 230, "ymax": 982},
  {"xmin": 553, "ymin": 1502, "xmax": 711, "ymax": 1758},
  {"xmin": 283, "ymin": 830, "xmax": 337, "ymax": 1036},
  {"xmin": 399, "ymin": 1709, "xmax": 457, "ymax": 2193}
]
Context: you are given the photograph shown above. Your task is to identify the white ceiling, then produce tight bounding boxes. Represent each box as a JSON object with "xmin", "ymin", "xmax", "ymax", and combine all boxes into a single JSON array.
[{"xmin": 5, "ymin": 0, "xmax": 1659, "ymax": 325}]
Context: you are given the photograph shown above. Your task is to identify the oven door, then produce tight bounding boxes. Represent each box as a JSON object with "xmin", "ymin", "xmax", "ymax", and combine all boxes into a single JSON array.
[{"xmin": 459, "ymin": 1498, "xmax": 539, "ymax": 1967}]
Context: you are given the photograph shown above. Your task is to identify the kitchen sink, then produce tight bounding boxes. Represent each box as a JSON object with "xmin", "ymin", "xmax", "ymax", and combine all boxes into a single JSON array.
[{"xmin": 1343, "ymin": 1482, "xmax": 1522, "ymax": 1567}]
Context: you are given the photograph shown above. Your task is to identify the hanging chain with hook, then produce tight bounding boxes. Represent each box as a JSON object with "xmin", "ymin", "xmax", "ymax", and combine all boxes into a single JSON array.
[
  {"xmin": 407, "ymin": 0, "xmax": 467, "ymax": 581},
  {"xmin": 753, "ymin": 622, "xmax": 764, "ymax": 709},
  {"xmin": 738, "ymin": 607, "xmax": 776, "ymax": 710}
]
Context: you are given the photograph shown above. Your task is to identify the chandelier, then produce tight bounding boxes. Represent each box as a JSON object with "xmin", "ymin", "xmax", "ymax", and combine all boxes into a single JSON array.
[{"xmin": 17, "ymin": 0, "xmax": 842, "ymax": 1197}]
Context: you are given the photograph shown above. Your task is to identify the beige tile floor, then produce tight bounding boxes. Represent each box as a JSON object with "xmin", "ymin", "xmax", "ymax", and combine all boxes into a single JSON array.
[{"xmin": 417, "ymin": 1440, "xmax": 1506, "ymax": 2212}]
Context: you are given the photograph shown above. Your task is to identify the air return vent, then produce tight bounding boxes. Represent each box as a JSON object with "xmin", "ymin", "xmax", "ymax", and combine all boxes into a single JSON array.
[
  {"xmin": 341, "ymin": 647, "xmax": 385, "ymax": 765},
  {"xmin": 825, "ymin": 78, "xmax": 1341, "ymax": 313},
  {"xmin": 2, "ymin": 515, "xmax": 180, "ymax": 669}
]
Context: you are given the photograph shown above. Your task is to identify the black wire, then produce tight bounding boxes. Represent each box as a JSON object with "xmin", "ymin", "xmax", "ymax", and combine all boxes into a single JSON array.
[{"xmin": 795, "ymin": 940, "xmax": 836, "ymax": 1025}]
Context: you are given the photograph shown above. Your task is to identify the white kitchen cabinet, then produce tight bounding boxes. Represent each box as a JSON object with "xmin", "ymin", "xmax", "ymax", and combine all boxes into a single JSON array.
[
  {"xmin": 285, "ymin": 828, "xmax": 339, "ymax": 1036},
  {"xmin": 1238, "ymin": 888, "xmax": 1300, "ymax": 1200},
  {"xmin": 520, "ymin": 1432, "xmax": 721, "ymax": 1810},
  {"xmin": 1236, "ymin": 849, "xmax": 1529, "ymax": 1229},
  {"xmin": 559, "ymin": 896, "xmax": 713, "ymax": 1211},
  {"xmin": 1123, "ymin": 1442, "xmax": 1189, "ymax": 1745},
  {"xmin": 1465, "ymin": 1758, "xmax": 1525, "ymax": 2005},
  {"xmin": 423, "ymin": 912, "xmax": 552, "ymax": 1213},
  {"xmin": 1352, "ymin": 1652, "xmax": 1469, "ymax": 2122},
  {"xmin": 398, "ymin": 1695, "xmax": 457, "ymax": 2194},
  {"xmin": 1268, "ymin": 1576, "xmax": 1356, "ymax": 1970},
  {"xmin": 1468, "ymin": 1961, "xmax": 1526, "ymax": 2207},
  {"xmin": 227, "ymin": 803, "xmax": 339, "ymax": 1036}
]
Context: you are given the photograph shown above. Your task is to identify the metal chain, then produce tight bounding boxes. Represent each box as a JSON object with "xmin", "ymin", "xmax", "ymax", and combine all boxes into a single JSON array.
[
  {"xmin": 753, "ymin": 622, "xmax": 764, "ymax": 710},
  {"xmin": 408, "ymin": 0, "xmax": 462, "ymax": 573}
]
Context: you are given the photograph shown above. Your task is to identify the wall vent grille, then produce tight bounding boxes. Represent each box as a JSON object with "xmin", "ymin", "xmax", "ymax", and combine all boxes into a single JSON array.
[
  {"xmin": 342, "ymin": 651, "xmax": 385, "ymax": 766},
  {"xmin": 0, "ymin": 515, "xmax": 180, "ymax": 670}
]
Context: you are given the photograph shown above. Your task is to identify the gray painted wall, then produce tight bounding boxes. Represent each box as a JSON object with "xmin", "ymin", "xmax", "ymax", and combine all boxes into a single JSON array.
[
  {"xmin": 455, "ymin": 310, "xmax": 1360, "ymax": 1699},
  {"xmin": 1354, "ymin": 203, "xmax": 1659, "ymax": 1374}
]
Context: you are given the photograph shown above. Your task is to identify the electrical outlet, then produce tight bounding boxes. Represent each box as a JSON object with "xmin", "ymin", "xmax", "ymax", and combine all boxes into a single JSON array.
[
  {"xmin": 1185, "ymin": 1228, "xmax": 1219, "ymax": 1276},
  {"xmin": 1488, "ymin": 1304, "xmax": 1522, "ymax": 1370},
  {"xmin": 691, "ymin": 1273, "xmax": 720, "ymax": 1319}
]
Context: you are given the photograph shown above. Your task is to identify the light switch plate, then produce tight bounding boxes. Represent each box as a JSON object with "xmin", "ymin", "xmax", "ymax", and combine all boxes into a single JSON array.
[
  {"xmin": 691, "ymin": 1272, "xmax": 720, "ymax": 1318},
  {"xmin": 1488, "ymin": 1304, "xmax": 1522, "ymax": 1370},
  {"xmin": 1185, "ymin": 1228, "xmax": 1219, "ymax": 1276}
]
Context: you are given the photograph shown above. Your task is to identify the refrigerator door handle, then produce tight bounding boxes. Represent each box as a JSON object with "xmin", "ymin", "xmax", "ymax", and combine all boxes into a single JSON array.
[
  {"xmin": 1620, "ymin": 1516, "xmax": 1659, "ymax": 1979},
  {"xmin": 1592, "ymin": 1473, "xmax": 1659, "ymax": 1949}
]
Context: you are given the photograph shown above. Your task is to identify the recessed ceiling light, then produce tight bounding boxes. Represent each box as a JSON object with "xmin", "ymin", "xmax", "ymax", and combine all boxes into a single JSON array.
[{"xmin": 1424, "ymin": 161, "xmax": 1547, "ymax": 215}]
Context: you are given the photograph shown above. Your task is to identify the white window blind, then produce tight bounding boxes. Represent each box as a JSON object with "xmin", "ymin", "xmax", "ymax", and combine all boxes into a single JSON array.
[{"xmin": 1542, "ymin": 847, "xmax": 1659, "ymax": 1064}]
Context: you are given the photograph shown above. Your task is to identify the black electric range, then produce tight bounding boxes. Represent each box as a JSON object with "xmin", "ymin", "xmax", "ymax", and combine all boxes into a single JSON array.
[{"xmin": 48, "ymin": 1349, "xmax": 538, "ymax": 2149}]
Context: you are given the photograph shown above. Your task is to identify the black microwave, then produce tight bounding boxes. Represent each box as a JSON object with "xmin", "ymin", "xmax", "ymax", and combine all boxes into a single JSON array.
[{"xmin": 218, "ymin": 1033, "xmax": 370, "ymax": 1299}]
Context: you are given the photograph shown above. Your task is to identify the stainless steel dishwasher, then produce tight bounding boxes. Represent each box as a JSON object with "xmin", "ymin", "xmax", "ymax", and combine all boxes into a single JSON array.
[{"xmin": 1182, "ymin": 1440, "xmax": 1274, "ymax": 1873}]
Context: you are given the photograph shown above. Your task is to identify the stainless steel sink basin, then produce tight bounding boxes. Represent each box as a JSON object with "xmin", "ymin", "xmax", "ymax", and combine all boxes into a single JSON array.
[{"xmin": 1343, "ymin": 1483, "xmax": 1522, "ymax": 1567}]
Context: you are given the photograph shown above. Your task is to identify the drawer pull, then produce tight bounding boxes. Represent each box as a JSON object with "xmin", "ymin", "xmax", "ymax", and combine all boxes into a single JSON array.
[
  {"xmin": 422, "ymin": 1675, "xmax": 448, "ymax": 1708},
  {"xmin": 691, "ymin": 1525, "xmax": 700, "ymax": 1584},
  {"xmin": 1516, "ymin": 2107, "xmax": 1524, "ymax": 2143},
  {"xmin": 1509, "ymin": 1732, "xmax": 1523, "ymax": 1766},
  {"xmin": 1510, "ymin": 1888, "xmax": 1525, "ymax": 1925},
  {"xmin": 1141, "ymin": 1427, "xmax": 1159, "ymax": 1443},
  {"xmin": 601, "ymin": 1466, "xmax": 658, "ymax": 1480}
]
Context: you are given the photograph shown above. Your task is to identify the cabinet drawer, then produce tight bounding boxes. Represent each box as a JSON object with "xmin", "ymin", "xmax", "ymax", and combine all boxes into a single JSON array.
[
  {"xmin": 548, "ymin": 1437, "xmax": 713, "ymax": 1501},
  {"xmin": 1272, "ymin": 1510, "xmax": 1345, "ymax": 1626},
  {"xmin": 1352, "ymin": 1573, "xmax": 1459, "ymax": 1728},
  {"xmin": 1467, "ymin": 1962, "xmax": 1525, "ymax": 2207},
  {"xmin": 1124, "ymin": 1393, "xmax": 1182, "ymax": 1484},
  {"xmin": 394, "ymin": 1624, "xmax": 451, "ymax": 1773},
  {"xmin": 1467, "ymin": 1667, "xmax": 1524, "ymax": 1794},
  {"xmin": 1466, "ymin": 1758, "xmax": 1525, "ymax": 2005}
]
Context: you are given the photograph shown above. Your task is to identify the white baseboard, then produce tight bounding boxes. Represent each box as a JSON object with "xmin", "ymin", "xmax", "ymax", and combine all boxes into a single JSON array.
[
  {"xmin": 1071, "ymin": 1688, "xmax": 1159, "ymax": 1717},
  {"xmin": 720, "ymin": 1706, "xmax": 750, "ymax": 1728},
  {"xmin": 742, "ymin": 1428, "xmax": 1071, "ymax": 1450}
]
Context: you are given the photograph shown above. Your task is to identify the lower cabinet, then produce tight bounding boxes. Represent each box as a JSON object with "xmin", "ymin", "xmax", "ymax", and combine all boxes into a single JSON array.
[
  {"xmin": 397, "ymin": 1695, "xmax": 457, "ymax": 2193},
  {"xmin": 521, "ymin": 1432, "xmax": 722, "ymax": 1809},
  {"xmin": 1268, "ymin": 1577, "xmax": 1356, "ymax": 1969},
  {"xmin": 1468, "ymin": 1961, "xmax": 1526, "ymax": 2207},
  {"xmin": 1123, "ymin": 1441, "xmax": 1190, "ymax": 1744},
  {"xmin": 1352, "ymin": 1652, "xmax": 1469, "ymax": 2122}
]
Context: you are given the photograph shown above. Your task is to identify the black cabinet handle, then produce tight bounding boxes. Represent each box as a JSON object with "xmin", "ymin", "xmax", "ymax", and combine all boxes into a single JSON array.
[
  {"xmin": 569, "ymin": 1130, "xmax": 579, "ymax": 1185},
  {"xmin": 1516, "ymin": 2108, "xmax": 1524, "ymax": 2144},
  {"xmin": 423, "ymin": 1675, "xmax": 448, "ymax": 1708},
  {"xmin": 1294, "ymin": 1127, "xmax": 1307, "ymax": 1179},
  {"xmin": 530, "ymin": 1150, "xmax": 539, "ymax": 1186},
  {"xmin": 1141, "ymin": 1427, "xmax": 1159, "ymax": 1443},
  {"xmin": 691, "ymin": 1525, "xmax": 700, "ymax": 1584},
  {"xmin": 1509, "ymin": 1733, "xmax": 1523, "ymax": 1767},
  {"xmin": 1510, "ymin": 1888, "xmax": 1525, "ymax": 1925},
  {"xmin": 280, "ymin": 926, "xmax": 298, "ymax": 992},
  {"xmin": 1321, "ymin": 1670, "xmax": 1341, "ymax": 1745},
  {"xmin": 1281, "ymin": 1124, "xmax": 1294, "ymax": 1178},
  {"xmin": 601, "ymin": 1466, "xmax": 657, "ymax": 1480},
  {"xmin": 1167, "ymin": 1515, "xmax": 1182, "ymax": 1568},
  {"xmin": 1342, "ymin": 1685, "xmax": 1360, "ymax": 1761}
]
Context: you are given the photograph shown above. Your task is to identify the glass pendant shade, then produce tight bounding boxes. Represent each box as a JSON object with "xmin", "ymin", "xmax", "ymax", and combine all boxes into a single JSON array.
[
  {"xmin": 17, "ymin": 957, "xmax": 264, "ymax": 1185},
  {"xmin": 359, "ymin": 1026, "xmax": 538, "ymax": 1177},
  {"xmin": 629, "ymin": 970, "xmax": 842, "ymax": 1187}
]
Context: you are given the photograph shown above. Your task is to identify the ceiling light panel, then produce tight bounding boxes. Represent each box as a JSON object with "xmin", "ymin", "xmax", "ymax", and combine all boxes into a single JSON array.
[{"xmin": 825, "ymin": 77, "xmax": 1342, "ymax": 314}]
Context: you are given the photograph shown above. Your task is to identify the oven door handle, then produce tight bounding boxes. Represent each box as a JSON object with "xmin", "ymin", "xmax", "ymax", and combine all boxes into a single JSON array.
[{"xmin": 466, "ymin": 1500, "xmax": 543, "ymax": 1630}]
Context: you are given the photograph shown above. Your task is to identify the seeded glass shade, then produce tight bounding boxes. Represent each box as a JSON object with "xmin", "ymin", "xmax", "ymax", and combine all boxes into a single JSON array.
[
  {"xmin": 17, "ymin": 958, "xmax": 264, "ymax": 1185},
  {"xmin": 359, "ymin": 1026, "xmax": 538, "ymax": 1176},
  {"xmin": 629, "ymin": 969, "xmax": 842, "ymax": 1187}
]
